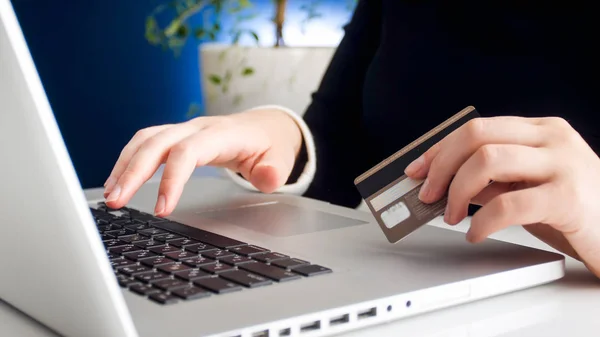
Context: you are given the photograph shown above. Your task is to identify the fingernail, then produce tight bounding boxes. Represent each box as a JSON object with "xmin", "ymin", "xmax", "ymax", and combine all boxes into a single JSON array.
[
  {"xmin": 155, "ymin": 195, "xmax": 166, "ymax": 215},
  {"xmin": 418, "ymin": 179, "xmax": 430, "ymax": 201},
  {"xmin": 405, "ymin": 155, "xmax": 424, "ymax": 175},
  {"xmin": 444, "ymin": 203, "xmax": 451, "ymax": 224},
  {"xmin": 106, "ymin": 184, "xmax": 121, "ymax": 202},
  {"xmin": 104, "ymin": 177, "xmax": 116, "ymax": 193}
]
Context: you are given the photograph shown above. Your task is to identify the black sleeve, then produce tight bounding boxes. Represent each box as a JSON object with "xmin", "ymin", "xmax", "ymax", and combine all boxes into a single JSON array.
[{"xmin": 293, "ymin": 0, "xmax": 382, "ymax": 208}]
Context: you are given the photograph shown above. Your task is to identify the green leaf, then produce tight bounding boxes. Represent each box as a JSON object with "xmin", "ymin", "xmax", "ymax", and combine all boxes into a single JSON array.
[
  {"xmin": 239, "ymin": 0, "xmax": 253, "ymax": 8},
  {"xmin": 249, "ymin": 30, "xmax": 259, "ymax": 43},
  {"xmin": 176, "ymin": 25, "xmax": 189, "ymax": 38},
  {"xmin": 208, "ymin": 74, "xmax": 222, "ymax": 85},
  {"xmin": 194, "ymin": 28, "xmax": 206, "ymax": 39},
  {"xmin": 208, "ymin": 31, "xmax": 217, "ymax": 41},
  {"xmin": 144, "ymin": 17, "xmax": 162, "ymax": 45},
  {"xmin": 232, "ymin": 31, "xmax": 242, "ymax": 44},
  {"xmin": 241, "ymin": 67, "xmax": 254, "ymax": 76}
]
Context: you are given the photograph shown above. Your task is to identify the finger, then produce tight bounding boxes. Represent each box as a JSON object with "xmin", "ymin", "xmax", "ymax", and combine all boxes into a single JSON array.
[
  {"xmin": 155, "ymin": 133, "xmax": 217, "ymax": 216},
  {"xmin": 445, "ymin": 145, "xmax": 555, "ymax": 224},
  {"xmin": 247, "ymin": 145, "xmax": 295, "ymax": 193},
  {"xmin": 467, "ymin": 185, "xmax": 553, "ymax": 243},
  {"xmin": 105, "ymin": 124, "xmax": 198, "ymax": 208},
  {"xmin": 412, "ymin": 116, "xmax": 548, "ymax": 204},
  {"xmin": 404, "ymin": 142, "xmax": 441, "ymax": 178},
  {"xmin": 470, "ymin": 182, "xmax": 513, "ymax": 206},
  {"xmin": 104, "ymin": 124, "xmax": 172, "ymax": 195}
]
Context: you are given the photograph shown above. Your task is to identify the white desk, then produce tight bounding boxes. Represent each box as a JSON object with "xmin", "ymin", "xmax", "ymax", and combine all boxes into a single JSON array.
[{"xmin": 2, "ymin": 176, "xmax": 600, "ymax": 337}]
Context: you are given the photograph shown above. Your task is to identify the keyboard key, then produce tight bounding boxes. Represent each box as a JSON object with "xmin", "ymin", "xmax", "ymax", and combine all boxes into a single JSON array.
[
  {"xmin": 107, "ymin": 252, "xmax": 120, "ymax": 260},
  {"xmin": 148, "ymin": 245, "xmax": 181, "ymax": 255},
  {"xmin": 171, "ymin": 286, "xmax": 211, "ymax": 300},
  {"xmin": 291, "ymin": 265, "xmax": 332, "ymax": 277},
  {"xmin": 167, "ymin": 238, "xmax": 200, "ymax": 248},
  {"xmin": 140, "ymin": 256, "xmax": 176, "ymax": 268},
  {"xmin": 151, "ymin": 278, "xmax": 189, "ymax": 291},
  {"xmin": 120, "ymin": 234, "xmax": 149, "ymax": 243},
  {"xmin": 181, "ymin": 256, "xmax": 216, "ymax": 268},
  {"xmin": 118, "ymin": 265, "xmax": 152, "ymax": 276},
  {"xmin": 130, "ymin": 212, "xmax": 166, "ymax": 223},
  {"xmin": 100, "ymin": 233, "xmax": 116, "ymax": 241},
  {"xmin": 220, "ymin": 270, "xmax": 272, "ymax": 288},
  {"xmin": 110, "ymin": 258, "xmax": 136, "ymax": 269},
  {"xmin": 149, "ymin": 292, "xmax": 179, "ymax": 305},
  {"xmin": 122, "ymin": 250, "xmax": 157, "ymax": 261},
  {"xmin": 104, "ymin": 240, "xmax": 129, "ymax": 249},
  {"xmin": 134, "ymin": 271, "xmax": 170, "ymax": 283},
  {"xmin": 193, "ymin": 277, "xmax": 242, "ymax": 294},
  {"xmin": 229, "ymin": 245, "xmax": 269, "ymax": 256},
  {"xmin": 133, "ymin": 240, "xmax": 166, "ymax": 249},
  {"xmin": 174, "ymin": 269, "xmax": 211, "ymax": 282},
  {"xmin": 105, "ymin": 229, "xmax": 136, "ymax": 237},
  {"xmin": 109, "ymin": 245, "xmax": 143, "ymax": 255},
  {"xmin": 157, "ymin": 263, "xmax": 193, "ymax": 274},
  {"xmin": 154, "ymin": 221, "xmax": 247, "ymax": 249},
  {"xmin": 240, "ymin": 262, "xmax": 301, "ymax": 282},
  {"xmin": 201, "ymin": 263, "xmax": 234, "ymax": 274},
  {"xmin": 202, "ymin": 249, "xmax": 235, "ymax": 260},
  {"xmin": 184, "ymin": 243, "xmax": 218, "ymax": 254},
  {"xmin": 220, "ymin": 255, "xmax": 253, "ymax": 266},
  {"xmin": 164, "ymin": 250, "xmax": 197, "ymax": 261},
  {"xmin": 271, "ymin": 258, "xmax": 310, "ymax": 269},
  {"xmin": 97, "ymin": 224, "xmax": 122, "ymax": 232},
  {"xmin": 130, "ymin": 283, "xmax": 161, "ymax": 296},
  {"xmin": 111, "ymin": 219, "xmax": 140, "ymax": 226},
  {"xmin": 153, "ymin": 233, "xmax": 184, "ymax": 242},
  {"xmin": 115, "ymin": 274, "xmax": 139, "ymax": 287},
  {"xmin": 124, "ymin": 223, "xmax": 152, "ymax": 231},
  {"xmin": 253, "ymin": 252, "xmax": 289, "ymax": 263},
  {"xmin": 137, "ymin": 228, "xmax": 169, "ymax": 236}
]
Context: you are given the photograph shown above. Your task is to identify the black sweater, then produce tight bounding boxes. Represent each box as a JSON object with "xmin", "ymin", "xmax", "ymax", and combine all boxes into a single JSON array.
[{"xmin": 292, "ymin": 0, "xmax": 600, "ymax": 209}]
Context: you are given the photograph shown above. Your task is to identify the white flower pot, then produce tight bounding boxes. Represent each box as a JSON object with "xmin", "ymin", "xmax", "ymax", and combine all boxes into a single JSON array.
[{"xmin": 199, "ymin": 43, "xmax": 336, "ymax": 117}]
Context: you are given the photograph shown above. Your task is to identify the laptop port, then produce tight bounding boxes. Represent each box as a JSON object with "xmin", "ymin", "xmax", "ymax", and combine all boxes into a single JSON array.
[
  {"xmin": 300, "ymin": 320, "xmax": 321, "ymax": 333},
  {"xmin": 329, "ymin": 313, "xmax": 350, "ymax": 326},
  {"xmin": 357, "ymin": 307, "xmax": 377, "ymax": 320},
  {"xmin": 279, "ymin": 328, "xmax": 291, "ymax": 336},
  {"xmin": 252, "ymin": 330, "xmax": 269, "ymax": 337}
]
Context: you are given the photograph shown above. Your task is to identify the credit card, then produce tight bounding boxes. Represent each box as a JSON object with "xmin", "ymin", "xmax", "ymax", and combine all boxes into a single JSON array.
[{"xmin": 354, "ymin": 106, "xmax": 480, "ymax": 243}]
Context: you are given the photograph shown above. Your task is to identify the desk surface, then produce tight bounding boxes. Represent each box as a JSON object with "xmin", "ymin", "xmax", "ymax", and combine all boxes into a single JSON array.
[{"xmin": 3, "ymin": 177, "xmax": 600, "ymax": 337}]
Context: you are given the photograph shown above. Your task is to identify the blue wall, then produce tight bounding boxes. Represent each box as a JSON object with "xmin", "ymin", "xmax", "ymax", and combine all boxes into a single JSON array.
[{"xmin": 10, "ymin": 0, "xmax": 354, "ymax": 189}]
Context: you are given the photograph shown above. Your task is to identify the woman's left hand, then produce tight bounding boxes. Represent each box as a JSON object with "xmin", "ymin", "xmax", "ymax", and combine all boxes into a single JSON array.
[{"xmin": 404, "ymin": 116, "xmax": 600, "ymax": 278}]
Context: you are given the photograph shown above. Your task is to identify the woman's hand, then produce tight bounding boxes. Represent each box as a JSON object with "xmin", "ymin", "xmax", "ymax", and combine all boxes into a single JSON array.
[
  {"xmin": 103, "ymin": 108, "xmax": 303, "ymax": 217},
  {"xmin": 404, "ymin": 116, "xmax": 600, "ymax": 278}
]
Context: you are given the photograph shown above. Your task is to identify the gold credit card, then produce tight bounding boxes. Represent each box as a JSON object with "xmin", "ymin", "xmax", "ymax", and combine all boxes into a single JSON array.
[{"xmin": 354, "ymin": 106, "xmax": 480, "ymax": 243}]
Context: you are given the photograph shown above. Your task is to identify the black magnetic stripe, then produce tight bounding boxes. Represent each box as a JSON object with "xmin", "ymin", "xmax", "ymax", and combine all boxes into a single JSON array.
[{"xmin": 355, "ymin": 109, "xmax": 479, "ymax": 198}]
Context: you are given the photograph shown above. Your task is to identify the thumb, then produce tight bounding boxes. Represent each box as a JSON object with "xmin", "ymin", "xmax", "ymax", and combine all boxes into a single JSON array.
[{"xmin": 249, "ymin": 146, "xmax": 294, "ymax": 193}]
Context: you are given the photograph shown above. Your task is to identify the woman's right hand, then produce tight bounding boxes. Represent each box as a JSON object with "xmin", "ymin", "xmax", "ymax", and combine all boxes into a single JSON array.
[{"xmin": 103, "ymin": 108, "xmax": 303, "ymax": 216}]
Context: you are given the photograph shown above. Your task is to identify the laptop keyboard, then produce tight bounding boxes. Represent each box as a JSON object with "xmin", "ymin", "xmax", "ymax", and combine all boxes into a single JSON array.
[{"xmin": 90, "ymin": 202, "xmax": 332, "ymax": 305}]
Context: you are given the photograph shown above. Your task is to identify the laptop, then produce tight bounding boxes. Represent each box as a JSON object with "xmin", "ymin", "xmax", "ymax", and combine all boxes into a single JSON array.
[{"xmin": 0, "ymin": 1, "xmax": 565, "ymax": 336}]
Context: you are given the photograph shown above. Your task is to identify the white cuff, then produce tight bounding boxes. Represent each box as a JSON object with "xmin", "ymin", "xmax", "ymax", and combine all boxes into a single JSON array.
[{"xmin": 224, "ymin": 105, "xmax": 316, "ymax": 195}]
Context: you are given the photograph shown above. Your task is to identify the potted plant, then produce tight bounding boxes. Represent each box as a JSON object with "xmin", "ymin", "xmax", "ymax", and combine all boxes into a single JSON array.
[{"xmin": 145, "ymin": 0, "xmax": 357, "ymax": 117}]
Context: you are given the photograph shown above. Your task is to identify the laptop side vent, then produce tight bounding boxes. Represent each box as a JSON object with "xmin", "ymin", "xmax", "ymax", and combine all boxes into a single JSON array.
[{"xmin": 300, "ymin": 319, "xmax": 321, "ymax": 333}]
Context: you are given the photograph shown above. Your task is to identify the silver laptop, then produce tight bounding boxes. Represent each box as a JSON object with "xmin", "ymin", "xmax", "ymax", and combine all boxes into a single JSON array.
[{"xmin": 0, "ymin": 1, "xmax": 565, "ymax": 336}]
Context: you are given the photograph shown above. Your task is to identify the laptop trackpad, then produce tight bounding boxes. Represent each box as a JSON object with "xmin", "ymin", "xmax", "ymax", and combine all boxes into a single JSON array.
[{"xmin": 195, "ymin": 202, "xmax": 366, "ymax": 237}]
